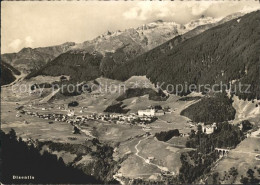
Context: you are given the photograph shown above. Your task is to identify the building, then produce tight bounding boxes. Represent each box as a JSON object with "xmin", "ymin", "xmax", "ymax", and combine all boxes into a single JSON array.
[
  {"xmin": 201, "ymin": 123, "xmax": 217, "ymax": 134},
  {"xmin": 138, "ymin": 108, "xmax": 155, "ymax": 116},
  {"xmin": 138, "ymin": 107, "xmax": 166, "ymax": 117},
  {"xmin": 155, "ymin": 110, "xmax": 165, "ymax": 116},
  {"xmin": 67, "ymin": 110, "xmax": 75, "ymax": 117}
]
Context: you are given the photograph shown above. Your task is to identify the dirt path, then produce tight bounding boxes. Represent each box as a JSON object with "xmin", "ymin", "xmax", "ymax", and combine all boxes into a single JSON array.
[{"xmin": 134, "ymin": 136, "xmax": 171, "ymax": 173}]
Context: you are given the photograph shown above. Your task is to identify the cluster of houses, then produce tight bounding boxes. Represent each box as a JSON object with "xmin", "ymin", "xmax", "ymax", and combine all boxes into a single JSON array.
[
  {"xmin": 18, "ymin": 106, "xmax": 158, "ymax": 127},
  {"xmin": 17, "ymin": 104, "xmax": 172, "ymax": 128},
  {"xmin": 71, "ymin": 112, "xmax": 157, "ymax": 125},
  {"xmin": 19, "ymin": 109, "xmax": 70, "ymax": 123}
]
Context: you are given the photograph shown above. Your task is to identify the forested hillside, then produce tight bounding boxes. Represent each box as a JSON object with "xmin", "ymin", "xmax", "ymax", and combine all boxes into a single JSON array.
[
  {"xmin": 180, "ymin": 93, "xmax": 236, "ymax": 124},
  {"xmin": 1, "ymin": 61, "xmax": 21, "ymax": 86},
  {"xmin": 108, "ymin": 11, "xmax": 260, "ymax": 100},
  {"xmin": 26, "ymin": 51, "xmax": 103, "ymax": 82}
]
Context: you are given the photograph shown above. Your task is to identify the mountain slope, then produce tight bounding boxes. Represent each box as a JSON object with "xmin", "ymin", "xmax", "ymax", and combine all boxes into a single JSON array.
[
  {"xmin": 1, "ymin": 42, "xmax": 76, "ymax": 73},
  {"xmin": 108, "ymin": 10, "xmax": 260, "ymax": 100}
]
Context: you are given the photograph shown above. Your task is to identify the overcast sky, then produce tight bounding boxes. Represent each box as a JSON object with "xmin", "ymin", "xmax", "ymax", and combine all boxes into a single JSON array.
[{"xmin": 1, "ymin": 1, "xmax": 259, "ymax": 54}]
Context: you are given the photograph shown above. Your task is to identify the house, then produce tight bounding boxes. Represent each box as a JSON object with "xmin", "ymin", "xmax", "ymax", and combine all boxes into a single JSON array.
[
  {"xmin": 145, "ymin": 157, "xmax": 155, "ymax": 163},
  {"xmin": 155, "ymin": 110, "xmax": 165, "ymax": 116},
  {"xmin": 67, "ymin": 110, "xmax": 75, "ymax": 117}
]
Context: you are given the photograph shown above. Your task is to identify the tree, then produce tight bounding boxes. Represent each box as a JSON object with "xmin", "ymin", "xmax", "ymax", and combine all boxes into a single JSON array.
[
  {"xmin": 247, "ymin": 169, "xmax": 254, "ymax": 179},
  {"xmin": 9, "ymin": 129, "xmax": 17, "ymax": 140},
  {"xmin": 240, "ymin": 176, "xmax": 249, "ymax": 184},
  {"xmin": 241, "ymin": 120, "xmax": 253, "ymax": 132},
  {"xmin": 189, "ymin": 129, "xmax": 196, "ymax": 138},
  {"xmin": 212, "ymin": 172, "xmax": 219, "ymax": 184},
  {"xmin": 197, "ymin": 125, "xmax": 203, "ymax": 134}
]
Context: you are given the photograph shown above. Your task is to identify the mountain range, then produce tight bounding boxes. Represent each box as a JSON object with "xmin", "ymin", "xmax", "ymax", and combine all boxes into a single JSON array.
[
  {"xmin": 2, "ymin": 11, "xmax": 259, "ymax": 100},
  {"xmin": 25, "ymin": 12, "xmax": 245, "ymax": 80},
  {"xmin": 2, "ymin": 12, "xmax": 242, "ymax": 76}
]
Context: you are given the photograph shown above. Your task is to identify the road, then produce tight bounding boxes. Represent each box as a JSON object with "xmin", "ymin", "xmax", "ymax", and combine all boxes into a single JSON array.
[
  {"xmin": 202, "ymin": 157, "xmax": 223, "ymax": 183},
  {"xmin": 113, "ymin": 174, "xmax": 125, "ymax": 185},
  {"xmin": 250, "ymin": 127, "xmax": 260, "ymax": 138}
]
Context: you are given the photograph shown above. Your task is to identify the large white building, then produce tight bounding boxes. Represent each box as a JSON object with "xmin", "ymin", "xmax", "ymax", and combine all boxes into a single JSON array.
[{"xmin": 138, "ymin": 108, "xmax": 155, "ymax": 116}]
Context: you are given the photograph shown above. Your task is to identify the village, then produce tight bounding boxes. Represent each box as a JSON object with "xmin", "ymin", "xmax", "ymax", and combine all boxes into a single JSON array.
[
  {"xmin": 15, "ymin": 104, "xmax": 173, "ymax": 131},
  {"xmin": 15, "ymin": 102, "xmax": 225, "ymax": 137}
]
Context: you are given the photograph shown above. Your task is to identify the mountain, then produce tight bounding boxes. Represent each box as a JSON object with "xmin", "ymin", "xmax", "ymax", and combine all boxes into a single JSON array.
[
  {"xmin": 72, "ymin": 16, "xmax": 218, "ymax": 54},
  {"xmin": 1, "ymin": 42, "xmax": 76, "ymax": 73},
  {"xmin": 26, "ymin": 12, "xmax": 244, "ymax": 81},
  {"xmin": 4, "ymin": 16, "xmax": 221, "ymax": 76},
  {"xmin": 108, "ymin": 10, "xmax": 260, "ymax": 100}
]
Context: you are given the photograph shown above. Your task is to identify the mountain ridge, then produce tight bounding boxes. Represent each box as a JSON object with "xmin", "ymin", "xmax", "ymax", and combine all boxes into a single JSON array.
[
  {"xmin": 25, "ymin": 12, "xmax": 247, "ymax": 82},
  {"xmin": 2, "ymin": 12, "xmax": 243, "ymax": 77}
]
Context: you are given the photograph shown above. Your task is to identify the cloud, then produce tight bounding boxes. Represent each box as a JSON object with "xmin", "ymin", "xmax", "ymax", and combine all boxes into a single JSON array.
[
  {"xmin": 8, "ymin": 39, "xmax": 22, "ymax": 52},
  {"xmin": 8, "ymin": 36, "xmax": 34, "ymax": 52},
  {"xmin": 157, "ymin": 6, "xmax": 171, "ymax": 18},
  {"xmin": 25, "ymin": 36, "xmax": 34, "ymax": 47},
  {"xmin": 240, "ymin": 5, "xmax": 260, "ymax": 13},
  {"xmin": 123, "ymin": 2, "xmax": 174, "ymax": 21},
  {"xmin": 123, "ymin": 7, "xmax": 143, "ymax": 20},
  {"xmin": 122, "ymin": 2, "xmax": 222, "ymax": 21},
  {"xmin": 187, "ymin": 2, "xmax": 219, "ymax": 16}
]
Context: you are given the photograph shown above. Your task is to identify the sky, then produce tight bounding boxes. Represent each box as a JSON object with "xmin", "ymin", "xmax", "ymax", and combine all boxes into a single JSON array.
[{"xmin": 1, "ymin": 1, "xmax": 259, "ymax": 54}]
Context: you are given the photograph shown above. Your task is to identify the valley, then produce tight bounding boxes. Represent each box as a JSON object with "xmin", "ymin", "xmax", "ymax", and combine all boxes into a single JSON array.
[{"xmin": 1, "ymin": 74, "xmax": 260, "ymax": 183}]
